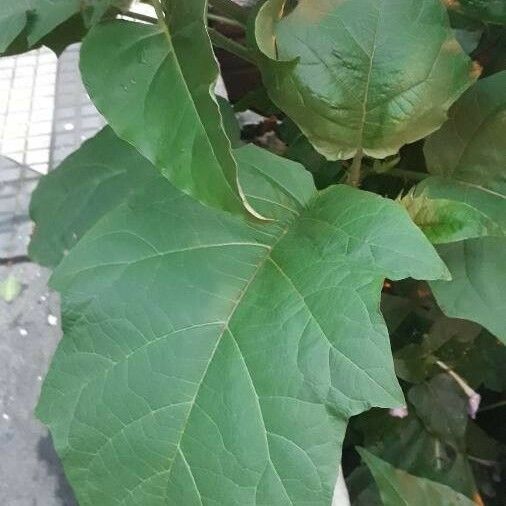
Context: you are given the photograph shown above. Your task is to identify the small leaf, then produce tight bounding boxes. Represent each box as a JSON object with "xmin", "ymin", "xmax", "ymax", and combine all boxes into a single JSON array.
[
  {"xmin": 80, "ymin": 11, "xmax": 258, "ymax": 217},
  {"xmin": 36, "ymin": 144, "xmax": 448, "ymax": 505},
  {"xmin": 400, "ymin": 191, "xmax": 503, "ymax": 244},
  {"xmin": 352, "ymin": 405, "xmax": 478, "ymax": 499},
  {"xmin": 456, "ymin": 330, "xmax": 506, "ymax": 392},
  {"xmin": 358, "ymin": 448, "xmax": 475, "ymax": 506},
  {"xmin": 253, "ymin": 0, "xmax": 477, "ymax": 160},
  {"xmin": 409, "ymin": 374, "xmax": 469, "ymax": 450},
  {"xmin": 0, "ymin": 275, "xmax": 22, "ymax": 303}
]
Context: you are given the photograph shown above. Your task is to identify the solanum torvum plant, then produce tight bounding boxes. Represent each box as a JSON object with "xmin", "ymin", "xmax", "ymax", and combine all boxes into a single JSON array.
[{"xmin": 3, "ymin": 0, "xmax": 505, "ymax": 504}]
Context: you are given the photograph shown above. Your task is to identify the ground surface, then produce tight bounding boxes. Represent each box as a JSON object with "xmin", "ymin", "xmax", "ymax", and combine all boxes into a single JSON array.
[
  {"xmin": 0, "ymin": 263, "xmax": 77, "ymax": 506},
  {"xmin": 0, "ymin": 43, "xmax": 99, "ymax": 506}
]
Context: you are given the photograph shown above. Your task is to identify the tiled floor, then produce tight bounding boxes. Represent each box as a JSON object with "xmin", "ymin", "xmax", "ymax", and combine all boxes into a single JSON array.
[
  {"xmin": 50, "ymin": 44, "xmax": 105, "ymax": 168},
  {"xmin": 0, "ymin": 48, "xmax": 57, "ymax": 175},
  {"xmin": 0, "ymin": 44, "xmax": 105, "ymax": 259},
  {"xmin": 0, "ymin": 42, "xmax": 103, "ymax": 506}
]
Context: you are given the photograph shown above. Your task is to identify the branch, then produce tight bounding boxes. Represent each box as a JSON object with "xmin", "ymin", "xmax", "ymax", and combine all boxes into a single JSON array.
[
  {"xmin": 208, "ymin": 28, "xmax": 256, "ymax": 64},
  {"xmin": 0, "ymin": 254, "xmax": 31, "ymax": 266}
]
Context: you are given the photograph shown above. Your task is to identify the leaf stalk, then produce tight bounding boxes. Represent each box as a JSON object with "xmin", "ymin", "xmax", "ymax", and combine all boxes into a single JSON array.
[
  {"xmin": 208, "ymin": 28, "xmax": 256, "ymax": 64},
  {"xmin": 347, "ymin": 149, "xmax": 363, "ymax": 187},
  {"xmin": 123, "ymin": 10, "xmax": 157, "ymax": 24},
  {"xmin": 207, "ymin": 12, "xmax": 245, "ymax": 29}
]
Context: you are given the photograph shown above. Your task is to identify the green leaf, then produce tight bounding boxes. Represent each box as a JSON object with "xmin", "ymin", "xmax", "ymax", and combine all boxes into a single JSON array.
[
  {"xmin": 455, "ymin": 330, "xmax": 506, "ymax": 392},
  {"xmin": 0, "ymin": 4, "xmax": 26, "ymax": 52},
  {"xmin": 430, "ymin": 238, "xmax": 506, "ymax": 342},
  {"xmin": 0, "ymin": 0, "xmax": 121, "ymax": 53},
  {"xmin": 351, "ymin": 394, "xmax": 477, "ymax": 500},
  {"xmin": 424, "ymin": 71, "xmax": 506, "ymax": 195},
  {"xmin": 80, "ymin": 13, "xmax": 259, "ymax": 217},
  {"xmin": 253, "ymin": 0, "xmax": 477, "ymax": 160},
  {"xmin": 0, "ymin": 274, "xmax": 22, "ymax": 303},
  {"xmin": 400, "ymin": 191, "xmax": 503, "ymax": 244},
  {"xmin": 358, "ymin": 448, "xmax": 476, "ymax": 506},
  {"xmin": 394, "ymin": 344, "xmax": 437, "ymax": 384},
  {"xmin": 35, "ymin": 143, "xmax": 448, "ymax": 505},
  {"xmin": 449, "ymin": 0, "xmax": 506, "ymax": 25},
  {"xmin": 409, "ymin": 374, "xmax": 469, "ymax": 450},
  {"xmin": 423, "ymin": 71, "xmax": 506, "ymax": 341},
  {"xmin": 29, "ymin": 127, "xmax": 159, "ymax": 268}
]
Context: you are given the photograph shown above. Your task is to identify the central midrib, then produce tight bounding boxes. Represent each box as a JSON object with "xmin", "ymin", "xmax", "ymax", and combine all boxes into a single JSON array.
[
  {"xmin": 356, "ymin": 1, "xmax": 382, "ymax": 151},
  {"xmin": 160, "ymin": 216, "xmax": 298, "ymax": 500}
]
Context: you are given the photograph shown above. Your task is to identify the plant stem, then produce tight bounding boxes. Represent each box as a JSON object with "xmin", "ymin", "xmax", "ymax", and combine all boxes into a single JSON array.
[
  {"xmin": 388, "ymin": 168, "xmax": 430, "ymax": 181},
  {"xmin": 467, "ymin": 455, "xmax": 497, "ymax": 467},
  {"xmin": 436, "ymin": 360, "xmax": 481, "ymax": 419},
  {"xmin": 125, "ymin": 10, "xmax": 244, "ymax": 30},
  {"xmin": 347, "ymin": 149, "xmax": 363, "ymax": 187},
  {"xmin": 151, "ymin": 0, "xmax": 170, "ymax": 39},
  {"xmin": 207, "ymin": 12, "xmax": 245, "ymax": 29},
  {"xmin": 478, "ymin": 400, "xmax": 506, "ymax": 413},
  {"xmin": 210, "ymin": 0, "xmax": 249, "ymax": 24},
  {"xmin": 208, "ymin": 28, "xmax": 255, "ymax": 64},
  {"xmin": 0, "ymin": 254, "xmax": 31, "ymax": 266},
  {"xmin": 123, "ymin": 10, "xmax": 157, "ymax": 24}
]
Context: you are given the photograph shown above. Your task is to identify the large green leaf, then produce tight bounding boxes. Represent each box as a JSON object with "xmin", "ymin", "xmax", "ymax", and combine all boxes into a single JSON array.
[
  {"xmin": 422, "ymin": 71, "xmax": 506, "ymax": 341},
  {"xmin": 80, "ymin": 9, "xmax": 258, "ymax": 217},
  {"xmin": 29, "ymin": 127, "xmax": 158, "ymax": 268},
  {"xmin": 0, "ymin": 0, "xmax": 121, "ymax": 53},
  {"xmin": 253, "ymin": 0, "xmax": 476, "ymax": 160},
  {"xmin": 358, "ymin": 448, "xmax": 475, "ymax": 506},
  {"xmin": 35, "ymin": 140, "xmax": 447, "ymax": 504}
]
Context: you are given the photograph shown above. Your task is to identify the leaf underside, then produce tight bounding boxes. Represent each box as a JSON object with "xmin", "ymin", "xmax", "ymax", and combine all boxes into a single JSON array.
[{"xmin": 34, "ymin": 131, "xmax": 447, "ymax": 505}]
